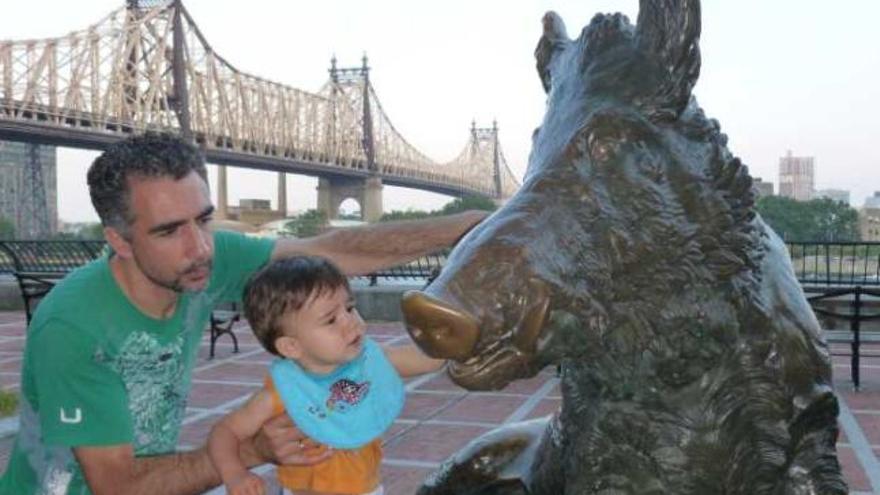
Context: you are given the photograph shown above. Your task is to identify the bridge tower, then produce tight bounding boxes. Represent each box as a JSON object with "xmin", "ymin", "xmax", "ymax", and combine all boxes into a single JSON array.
[
  {"xmin": 317, "ymin": 56, "xmax": 383, "ymax": 223},
  {"xmin": 471, "ymin": 120, "xmax": 503, "ymax": 199},
  {"xmin": 16, "ymin": 143, "xmax": 52, "ymax": 239}
]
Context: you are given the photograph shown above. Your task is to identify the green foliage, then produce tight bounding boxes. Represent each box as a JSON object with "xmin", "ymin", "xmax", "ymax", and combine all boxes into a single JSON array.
[
  {"xmin": 284, "ymin": 209, "xmax": 328, "ymax": 238},
  {"xmin": 51, "ymin": 222, "xmax": 105, "ymax": 240},
  {"xmin": 78, "ymin": 223, "xmax": 106, "ymax": 240},
  {"xmin": 757, "ymin": 196, "xmax": 859, "ymax": 241},
  {"xmin": 0, "ymin": 389, "xmax": 18, "ymax": 417},
  {"xmin": 381, "ymin": 196, "xmax": 496, "ymax": 222},
  {"xmin": 380, "ymin": 209, "xmax": 432, "ymax": 222},
  {"xmin": 0, "ymin": 216, "xmax": 14, "ymax": 239},
  {"xmin": 439, "ymin": 195, "xmax": 497, "ymax": 215}
]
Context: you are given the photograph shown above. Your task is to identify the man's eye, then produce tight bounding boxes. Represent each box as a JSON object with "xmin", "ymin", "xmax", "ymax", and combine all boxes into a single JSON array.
[
  {"xmin": 198, "ymin": 216, "xmax": 213, "ymax": 225},
  {"xmin": 157, "ymin": 229, "xmax": 176, "ymax": 237},
  {"xmin": 346, "ymin": 305, "xmax": 355, "ymax": 313},
  {"xmin": 327, "ymin": 317, "xmax": 336, "ymax": 325}
]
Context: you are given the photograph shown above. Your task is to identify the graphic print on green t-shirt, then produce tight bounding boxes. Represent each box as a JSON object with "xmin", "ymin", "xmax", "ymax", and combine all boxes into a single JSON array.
[{"xmin": 99, "ymin": 311, "xmax": 196, "ymax": 454}]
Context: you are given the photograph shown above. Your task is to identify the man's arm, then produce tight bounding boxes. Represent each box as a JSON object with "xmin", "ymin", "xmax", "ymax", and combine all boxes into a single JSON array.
[
  {"xmin": 75, "ymin": 445, "xmax": 220, "ymax": 495},
  {"xmin": 74, "ymin": 414, "xmax": 329, "ymax": 495},
  {"xmin": 271, "ymin": 210, "xmax": 488, "ymax": 275}
]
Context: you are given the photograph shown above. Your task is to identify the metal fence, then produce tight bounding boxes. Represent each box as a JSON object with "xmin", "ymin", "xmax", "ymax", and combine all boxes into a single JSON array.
[
  {"xmin": 4, "ymin": 239, "xmax": 880, "ymax": 286},
  {"xmin": 0, "ymin": 239, "xmax": 446, "ymax": 283},
  {"xmin": 785, "ymin": 241, "xmax": 880, "ymax": 287},
  {"xmin": 0, "ymin": 240, "xmax": 107, "ymax": 274}
]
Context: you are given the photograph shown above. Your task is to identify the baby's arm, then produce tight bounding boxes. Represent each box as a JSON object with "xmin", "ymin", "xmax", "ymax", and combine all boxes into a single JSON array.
[
  {"xmin": 385, "ymin": 343, "xmax": 446, "ymax": 378},
  {"xmin": 208, "ymin": 389, "xmax": 276, "ymax": 494}
]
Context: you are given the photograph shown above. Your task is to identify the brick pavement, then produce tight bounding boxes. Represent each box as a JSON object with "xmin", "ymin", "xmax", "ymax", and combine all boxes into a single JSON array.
[{"xmin": 0, "ymin": 310, "xmax": 878, "ymax": 494}]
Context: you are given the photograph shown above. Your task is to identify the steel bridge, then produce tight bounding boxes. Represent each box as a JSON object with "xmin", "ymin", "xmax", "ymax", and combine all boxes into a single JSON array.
[{"xmin": 0, "ymin": 0, "xmax": 520, "ymax": 224}]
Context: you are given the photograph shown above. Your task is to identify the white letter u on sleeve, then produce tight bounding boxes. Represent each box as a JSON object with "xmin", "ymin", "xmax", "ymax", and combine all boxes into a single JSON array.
[{"xmin": 59, "ymin": 407, "xmax": 82, "ymax": 424}]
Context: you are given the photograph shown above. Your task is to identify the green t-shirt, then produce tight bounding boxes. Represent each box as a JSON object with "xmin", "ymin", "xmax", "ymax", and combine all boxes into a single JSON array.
[{"xmin": 0, "ymin": 230, "xmax": 274, "ymax": 495}]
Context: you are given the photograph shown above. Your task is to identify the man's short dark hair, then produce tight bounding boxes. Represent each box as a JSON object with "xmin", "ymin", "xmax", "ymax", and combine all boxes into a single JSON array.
[
  {"xmin": 243, "ymin": 256, "xmax": 350, "ymax": 356},
  {"xmin": 87, "ymin": 133, "xmax": 207, "ymax": 237}
]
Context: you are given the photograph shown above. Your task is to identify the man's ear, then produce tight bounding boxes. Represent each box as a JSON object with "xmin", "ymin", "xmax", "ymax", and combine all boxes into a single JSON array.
[
  {"xmin": 275, "ymin": 336, "xmax": 302, "ymax": 360},
  {"xmin": 105, "ymin": 226, "xmax": 133, "ymax": 259}
]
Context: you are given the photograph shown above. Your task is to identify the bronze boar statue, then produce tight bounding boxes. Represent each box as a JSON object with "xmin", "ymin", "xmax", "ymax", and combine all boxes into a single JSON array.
[{"xmin": 400, "ymin": 1, "xmax": 847, "ymax": 494}]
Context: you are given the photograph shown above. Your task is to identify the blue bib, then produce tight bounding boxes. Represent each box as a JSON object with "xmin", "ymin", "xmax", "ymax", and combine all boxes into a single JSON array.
[{"xmin": 269, "ymin": 337, "xmax": 405, "ymax": 449}]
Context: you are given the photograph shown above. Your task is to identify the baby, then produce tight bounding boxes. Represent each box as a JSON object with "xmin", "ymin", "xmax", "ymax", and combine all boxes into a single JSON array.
[{"xmin": 208, "ymin": 256, "xmax": 445, "ymax": 495}]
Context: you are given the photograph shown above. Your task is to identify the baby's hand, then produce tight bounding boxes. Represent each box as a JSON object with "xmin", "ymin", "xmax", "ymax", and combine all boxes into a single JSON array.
[{"xmin": 227, "ymin": 472, "xmax": 266, "ymax": 495}]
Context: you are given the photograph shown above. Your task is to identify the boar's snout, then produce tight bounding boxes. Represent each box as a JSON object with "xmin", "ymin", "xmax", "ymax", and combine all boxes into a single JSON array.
[{"xmin": 401, "ymin": 290, "xmax": 480, "ymax": 361}]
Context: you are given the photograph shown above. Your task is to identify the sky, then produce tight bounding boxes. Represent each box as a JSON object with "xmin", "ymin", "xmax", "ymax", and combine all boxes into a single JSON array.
[{"xmin": 2, "ymin": 0, "xmax": 879, "ymax": 223}]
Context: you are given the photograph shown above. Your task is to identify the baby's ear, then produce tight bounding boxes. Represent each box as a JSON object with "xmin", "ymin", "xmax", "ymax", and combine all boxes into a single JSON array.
[{"xmin": 275, "ymin": 336, "xmax": 301, "ymax": 360}]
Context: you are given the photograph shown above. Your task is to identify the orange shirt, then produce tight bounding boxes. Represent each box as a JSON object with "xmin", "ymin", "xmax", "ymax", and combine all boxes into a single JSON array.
[{"xmin": 266, "ymin": 377, "xmax": 382, "ymax": 494}]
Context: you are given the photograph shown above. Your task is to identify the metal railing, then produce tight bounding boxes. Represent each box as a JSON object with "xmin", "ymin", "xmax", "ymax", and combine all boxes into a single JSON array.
[
  {"xmin": 0, "ymin": 239, "xmax": 446, "ymax": 282},
  {"xmin": 0, "ymin": 240, "xmax": 107, "ymax": 274},
  {"xmin": 785, "ymin": 241, "xmax": 880, "ymax": 287},
  {"xmin": 784, "ymin": 241, "xmax": 880, "ymax": 390}
]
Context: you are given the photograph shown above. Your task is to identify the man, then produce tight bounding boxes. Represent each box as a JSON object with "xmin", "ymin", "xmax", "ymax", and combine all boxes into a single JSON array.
[{"xmin": 0, "ymin": 133, "xmax": 487, "ymax": 495}]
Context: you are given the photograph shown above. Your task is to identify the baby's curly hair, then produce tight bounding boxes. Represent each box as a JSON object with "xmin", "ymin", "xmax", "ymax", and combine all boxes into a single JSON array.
[{"xmin": 244, "ymin": 256, "xmax": 350, "ymax": 356}]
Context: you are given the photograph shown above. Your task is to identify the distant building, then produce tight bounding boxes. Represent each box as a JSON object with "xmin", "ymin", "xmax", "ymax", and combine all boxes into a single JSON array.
[
  {"xmin": 778, "ymin": 150, "xmax": 814, "ymax": 201},
  {"xmin": 228, "ymin": 198, "xmax": 283, "ymax": 227},
  {"xmin": 0, "ymin": 140, "xmax": 58, "ymax": 238},
  {"xmin": 864, "ymin": 192, "xmax": 880, "ymax": 208},
  {"xmin": 859, "ymin": 208, "xmax": 880, "ymax": 241},
  {"xmin": 752, "ymin": 177, "xmax": 774, "ymax": 198},
  {"xmin": 814, "ymin": 188, "xmax": 850, "ymax": 205}
]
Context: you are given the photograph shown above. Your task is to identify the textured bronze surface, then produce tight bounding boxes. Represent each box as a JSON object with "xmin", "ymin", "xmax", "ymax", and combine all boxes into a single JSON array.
[{"xmin": 402, "ymin": 1, "xmax": 847, "ymax": 493}]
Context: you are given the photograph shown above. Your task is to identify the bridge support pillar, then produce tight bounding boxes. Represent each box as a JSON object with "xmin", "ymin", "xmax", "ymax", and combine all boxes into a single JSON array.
[
  {"xmin": 216, "ymin": 165, "xmax": 228, "ymax": 220},
  {"xmin": 316, "ymin": 176, "xmax": 383, "ymax": 223},
  {"xmin": 277, "ymin": 172, "xmax": 287, "ymax": 217}
]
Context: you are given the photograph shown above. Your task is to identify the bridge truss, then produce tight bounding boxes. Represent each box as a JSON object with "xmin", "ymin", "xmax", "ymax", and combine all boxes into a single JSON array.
[{"xmin": 0, "ymin": 0, "xmax": 519, "ymax": 199}]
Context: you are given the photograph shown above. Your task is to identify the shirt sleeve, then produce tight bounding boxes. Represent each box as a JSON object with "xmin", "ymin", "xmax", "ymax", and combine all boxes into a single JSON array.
[
  {"xmin": 210, "ymin": 230, "xmax": 276, "ymax": 303},
  {"xmin": 32, "ymin": 318, "xmax": 133, "ymax": 447}
]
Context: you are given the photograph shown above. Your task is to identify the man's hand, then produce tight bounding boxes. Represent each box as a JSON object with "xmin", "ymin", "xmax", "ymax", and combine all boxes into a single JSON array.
[
  {"xmin": 252, "ymin": 413, "xmax": 332, "ymax": 466},
  {"xmin": 227, "ymin": 472, "xmax": 266, "ymax": 495}
]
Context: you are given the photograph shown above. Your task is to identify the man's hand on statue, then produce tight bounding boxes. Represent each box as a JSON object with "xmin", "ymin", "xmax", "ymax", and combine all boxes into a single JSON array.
[{"xmin": 254, "ymin": 413, "xmax": 332, "ymax": 466}]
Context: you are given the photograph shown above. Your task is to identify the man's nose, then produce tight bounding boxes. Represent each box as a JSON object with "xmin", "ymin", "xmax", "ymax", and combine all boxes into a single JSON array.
[{"xmin": 185, "ymin": 224, "xmax": 211, "ymax": 260}]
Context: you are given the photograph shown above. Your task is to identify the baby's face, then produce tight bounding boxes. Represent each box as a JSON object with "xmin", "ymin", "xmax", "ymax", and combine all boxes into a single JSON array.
[{"xmin": 281, "ymin": 286, "xmax": 366, "ymax": 374}]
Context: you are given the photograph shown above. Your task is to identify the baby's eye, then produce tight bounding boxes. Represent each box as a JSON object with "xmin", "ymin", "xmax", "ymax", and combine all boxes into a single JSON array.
[{"xmin": 327, "ymin": 317, "xmax": 336, "ymax": 325}]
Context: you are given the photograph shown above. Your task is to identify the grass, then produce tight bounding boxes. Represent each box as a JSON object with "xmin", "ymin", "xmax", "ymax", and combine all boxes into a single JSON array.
[{"xmin": 0, "ymin": 389, "xmax": 18, "ymax": 417}]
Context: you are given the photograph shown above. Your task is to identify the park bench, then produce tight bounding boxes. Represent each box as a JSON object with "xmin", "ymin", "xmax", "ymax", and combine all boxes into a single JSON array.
[
  {"xmin": 0, "ymin": 240, "xmax": 106, "ymax": 324},
  {"xmin": 0, "ymin": 239, "xmax": 240, "ymax": 358}
]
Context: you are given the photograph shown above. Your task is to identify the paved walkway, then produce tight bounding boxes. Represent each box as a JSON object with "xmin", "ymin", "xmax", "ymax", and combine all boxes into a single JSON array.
[{"xmin": 0, "ymin": 310, "xmax": 878, "ymax": 494}]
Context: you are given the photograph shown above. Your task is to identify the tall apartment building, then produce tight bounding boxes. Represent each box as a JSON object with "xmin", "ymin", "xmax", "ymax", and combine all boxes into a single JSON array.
[
  {"xmin": 0, "ymin": 140, "xmax": 58, "ymax": 238},
  {"xmin": 778, "ymin": 150, "xmax": 814, "ymax": 201}
]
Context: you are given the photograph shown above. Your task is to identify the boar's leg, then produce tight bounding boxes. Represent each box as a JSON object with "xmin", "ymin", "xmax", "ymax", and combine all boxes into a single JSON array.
[{"xmin": 417, "ymin": 417, "xmax": 563, "ymax": 495}]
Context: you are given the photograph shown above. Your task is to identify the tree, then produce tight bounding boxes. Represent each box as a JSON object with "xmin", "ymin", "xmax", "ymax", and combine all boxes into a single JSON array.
[
  {"xmin": 757, "ymin": 196, "xmax": 859, "ymax": 241},
  {"xmin": 439, "ymin": 195, "xmax": 497, "ymax": 215},
  {"xmin": 0, "ymin": 216, "xmax": 14, "ymax": 239},
  {"xmin": 380, "ymin": 196, "xmax": 497, "ymax": 222},
  {"xmin": 380, "ymin": 209, "xmax": 432, "ymax": 222},
  {"xmin": 283, "ymin": 209, "xmax": 327, "ymax": 238}
]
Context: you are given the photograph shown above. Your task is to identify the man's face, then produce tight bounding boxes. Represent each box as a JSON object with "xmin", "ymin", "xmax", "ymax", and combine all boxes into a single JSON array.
[{"xmin": 123, "ymin": 171, "xmax": 215, "ymax": 293}]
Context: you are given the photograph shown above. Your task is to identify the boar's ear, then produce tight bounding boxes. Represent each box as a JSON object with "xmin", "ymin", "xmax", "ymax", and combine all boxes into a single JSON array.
[
  {"xmin": 635, "ymin": 0, "xmax": 701, "ymax": 120},
  {"xmin": 535, "ymin": 11, "xmax": 570, "ymax": 94}
]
